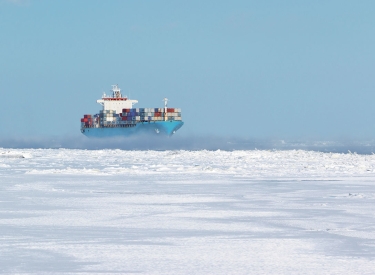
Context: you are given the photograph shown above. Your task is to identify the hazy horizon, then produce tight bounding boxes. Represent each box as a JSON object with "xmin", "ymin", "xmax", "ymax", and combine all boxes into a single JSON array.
[{"xmin": 1, "ymin": 134, "xmax": 375, "ymax": 154}]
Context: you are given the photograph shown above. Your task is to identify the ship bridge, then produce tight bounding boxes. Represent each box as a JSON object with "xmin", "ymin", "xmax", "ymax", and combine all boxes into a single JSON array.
[{"xmin": 96, "ymin": 85, "xmax": 138, "ymax": 114}]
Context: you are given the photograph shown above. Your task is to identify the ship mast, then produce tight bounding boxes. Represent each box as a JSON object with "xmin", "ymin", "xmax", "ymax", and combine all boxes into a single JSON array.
[
  {"xmin": 163, "ymin": 98, "xmax": 168, "ymax": 121},
  {"xmin": 163, "ymin": 98, "xmax": 168, "ymax": 108},
  {"xmin": 112, "ymin": 84, "xmax": 122, "ymax": 98}
]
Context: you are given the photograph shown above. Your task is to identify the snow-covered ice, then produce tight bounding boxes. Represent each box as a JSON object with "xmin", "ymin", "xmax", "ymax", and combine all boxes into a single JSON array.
[{"xmin": 1, "ymin": 149, "xmax": 375, "ymax": 274}]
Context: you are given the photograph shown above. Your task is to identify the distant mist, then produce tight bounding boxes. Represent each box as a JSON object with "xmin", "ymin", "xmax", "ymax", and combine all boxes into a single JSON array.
[{"xmin": 1, "ymin": 134, "xmax": 375, "ymax": 154}]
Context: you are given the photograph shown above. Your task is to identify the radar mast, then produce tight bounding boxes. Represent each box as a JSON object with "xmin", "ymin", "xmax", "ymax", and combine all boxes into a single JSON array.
[{"xmin": 112, "ymin": 84, "xmax": 122, "ymax": 98}]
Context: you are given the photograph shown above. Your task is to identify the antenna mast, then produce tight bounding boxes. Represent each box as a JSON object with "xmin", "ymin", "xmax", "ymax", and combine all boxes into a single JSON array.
[
  {"xmin": 163, "ymin": 97, "xmax": 168, "ymax": 109},
  {"xmin": 111, "ymin": 84, "xmax": 122, "ymax": 98},
  {"xmin": 163, "ymin": 98, "xmax": 168, "ymax": 121}
]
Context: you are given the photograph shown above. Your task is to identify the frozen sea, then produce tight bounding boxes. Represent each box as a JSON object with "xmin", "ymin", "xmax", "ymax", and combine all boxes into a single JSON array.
[{"xmin": 1, "ymin": 148, "xmax": 375, "ymax": 274}]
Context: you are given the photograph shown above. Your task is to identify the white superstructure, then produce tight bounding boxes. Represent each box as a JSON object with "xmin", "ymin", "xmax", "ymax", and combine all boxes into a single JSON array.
[{"xmin": 96, "ymin": 85, "xmax": 138, "ymax": 114}]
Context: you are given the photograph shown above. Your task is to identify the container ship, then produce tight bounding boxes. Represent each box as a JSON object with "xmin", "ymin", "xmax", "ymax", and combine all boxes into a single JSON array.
[{"xmin": 80, "ymin": 85, "xmax": 184, "ymax": 137}]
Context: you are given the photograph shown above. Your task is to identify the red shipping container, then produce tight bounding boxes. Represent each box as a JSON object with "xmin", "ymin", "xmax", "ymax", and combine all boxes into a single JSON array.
[
  {"xmin": 121, "ymin": 116, "xmax": 127, "ymax": 121},
  {"xmin": 83, "ymin": 118, "xmax": 88, "ymax": 122},
  {"xmin": 154, "ymin": 112, "xmax": 161, "ymax": 117},
  {"xmin": 167, "ymin": 108, "xmax": 174, "ymax": 112}
]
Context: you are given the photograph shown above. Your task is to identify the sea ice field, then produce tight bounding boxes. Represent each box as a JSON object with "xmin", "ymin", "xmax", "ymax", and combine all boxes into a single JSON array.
[{"xmin": 1, "ymin": 148, "xmax": 375, "ymax": 274}]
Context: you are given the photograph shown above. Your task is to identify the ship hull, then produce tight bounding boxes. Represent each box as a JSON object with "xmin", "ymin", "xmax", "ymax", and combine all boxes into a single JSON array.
[{"xmin": 81, "ymin": 121, "xmax": 184, "ymax": 138}]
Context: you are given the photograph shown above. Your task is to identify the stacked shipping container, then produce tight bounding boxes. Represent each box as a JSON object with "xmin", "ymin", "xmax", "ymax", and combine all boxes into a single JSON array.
[
  {"xmin": 120, "ymin": 108, "xmax": 182, "ymax": 122},
  {"xmin": 81, "ymin": 108, "xmax": 182, "ymax": 128},
  {"xmin": 80, "ymin": 114, "xmax": 93, "ymax": 128},
  {"xmin": 99, "ymin": 110, "xmax": 120, "ymax": 125}
]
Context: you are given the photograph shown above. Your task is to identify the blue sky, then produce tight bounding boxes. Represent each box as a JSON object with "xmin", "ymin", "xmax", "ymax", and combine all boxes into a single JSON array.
[{"xmin": 1, "ymin": 0, "xmax": 375, "ymax": 139}]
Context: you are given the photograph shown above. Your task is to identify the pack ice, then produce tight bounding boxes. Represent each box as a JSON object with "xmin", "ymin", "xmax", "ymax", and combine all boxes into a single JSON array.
[{"xmin": 1, "ymin": 149, "xmax": 375, "ymax": 274}]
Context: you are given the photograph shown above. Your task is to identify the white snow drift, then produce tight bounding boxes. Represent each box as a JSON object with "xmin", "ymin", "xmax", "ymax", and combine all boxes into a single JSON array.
[{"xmin": 0, "ymin": 149, "xmax": 374, "ymax": 274}]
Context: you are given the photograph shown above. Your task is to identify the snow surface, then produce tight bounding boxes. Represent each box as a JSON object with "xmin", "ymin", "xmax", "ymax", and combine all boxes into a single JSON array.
[{"xmin": 1, "ymin": 149, "xmax": 375, "ymax": 274}]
